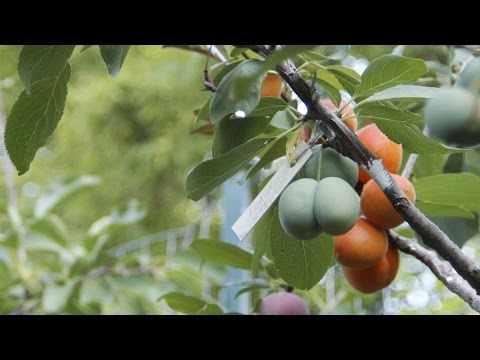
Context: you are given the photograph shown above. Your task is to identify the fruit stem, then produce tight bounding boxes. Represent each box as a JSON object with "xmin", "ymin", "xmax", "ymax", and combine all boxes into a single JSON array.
[{"xmin": 338, "ymin": 98, "xmax": 355, "ymax": 116}]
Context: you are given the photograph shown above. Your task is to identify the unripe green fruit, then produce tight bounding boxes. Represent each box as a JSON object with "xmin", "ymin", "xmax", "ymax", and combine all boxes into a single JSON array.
[
  {"xmin": 302, "ymin": 146, "xmax": 359, "ymax": 187},
  {"xmin": 278, "ymin": 178, "xmax": 322, "ymax": 240},
  {"xmin": 314, "ymin": 177, "xmax": 360, "ymax": 236},
  {"xmin": 424, "ymin": 88, "xmax": 480, "ymax": 146},
  {"xmin": 456, "ymin": 57, "xmax": 480, "ymax": 94}
]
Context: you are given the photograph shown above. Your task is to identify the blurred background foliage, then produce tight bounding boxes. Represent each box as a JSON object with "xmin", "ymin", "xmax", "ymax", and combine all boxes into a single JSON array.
[{"xmin": 0, "ymin": 45, "xmax": 478, "ymax": 314}]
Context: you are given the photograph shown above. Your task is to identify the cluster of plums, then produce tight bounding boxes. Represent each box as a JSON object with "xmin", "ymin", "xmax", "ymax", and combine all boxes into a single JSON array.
[
  {"xmin": 259, "ymin": 100, "xmax": 418, "ymax": 314},
  {"xmin": 424, "ymin": 57, "xmax": 480, "ymax": 147}
]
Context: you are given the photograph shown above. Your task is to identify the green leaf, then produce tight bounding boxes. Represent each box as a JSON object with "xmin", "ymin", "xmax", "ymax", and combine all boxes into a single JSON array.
[
  {"xmin": 99, "ymin": 45, "xmax": 130, "ymax": 76},
  {"xmin": 270, "ymin": 108, "xmax": 297, "ymax": 130},
  {"xmin": 415, "ymin": 173, "xmax": 480, "ymax": 212},
  {"xmin": 375, "ymin": 122, "xmax": 468, "ymax": 155},
  {"xmin": 209, "ymin": 59, "xmax": 265, "ymax": 124},
  {"xmin": 356, "ymin": 85, "xmax": 446, "ymax": 106},
  {"xmin": 263, "ymin": 45, "xmax": 317, "ymax": 70},
  {"xmin": 355, "ymin": 103, "xmax": 465, "ymax": 154},
  {"xmin": 197, "ymin": 303, "xmax": 224, "ymax": 315},
  {"xmin": 88, "ymin": 199, "xmax": 146, "ymax": 238},
  {"xmin": 190, "ymin": 239, "xmax": 253, "ymax": 270},
  {"xmin": 194, "ymin": 98, "xmax": 211, "ymax": 123},
  {"xmin": 443, "ymin": 153, "xmax": 466, "ymax": 173},
  {"xmin": 30, "ymin": 215, "xmax": 69, "ymax": 246},
  {"xmin": 80, "ymin": 45, "xmax": 93, "ymax": 52},
  {"xmin": 326, "ymin": 65, "xmax": 361, "ymax": 95},
  {"xmin": 354, "ymin": 55, "xmax": 428, "ymax": 99},
  {"xmin": 159, "ymin": 291, "xmax": 222, "ymax": 315},
  {"xmin": 246, "ymin": 136, "xmax": 287, "ymax": 180},
  {"xmin": 18, "ymin": 45, "xmax": 75, "ymax": 94},
  {"xmin": 315, "ymin": 81, "xmax": 341, "ymax": 108},
  {"xmin": 235, "ymin": 284, "xmax": 270, "ymax": 299},
  {"xmin": 411, "ymin": 154, "xmax": 447, "ymax": 178},
  {"xmin": 269, "ymin": 207, "xmax": 334, "ymax": 290},
  {"xmin": 42, "ymin": 280, "xmax": 78, "ymax": 313},
  {"xmin": 251, "ymin": 174, "xmax": 276, "ymax": 272},
  {"xmin": 300, "ymin": 46, "xmax": 350, "ymax": 62},
  {"xmin": 230, "ymin": 47, "xmax": 248, "ymax": 57},
  {"xmin": 159, "ymin": 291, "xmax": 207, "ymax": 314},
  {"xmin": 315, "ymin": 68, "xmax": 344, "ymax": 91},
  {"xmin": 212, "ymin": 116, "xmax": 271, "ymax": 158},
  {"xmin": 186, "ymin": 137, "xmax": 275, "ymax": 201},
  {"xmin": 326, "ymin": 65, "xmax": 361, "ymax": 81},
  {"xmin": 211, "ymin": 60, "xmax": 243, "ymax": 85},
  {"xmin": 34, "ymin": 175, "xmax": 101, "ymax": 218},
  {"xmin": 356, "ymin": 103, "xmax": 423, "ymax": 125},
  {"xmin": 428, "ymin": 214, "xmax": 480, "ymax": 248},
  {"xmin": 250, "ymin": 97, "xmax": 289, "ymax": 117},
  {"xmin": 5, "ymin": 64, "xmax": 71, "ymax": 175},
  {"xmin": 416, "ymin": 201, "xmax": 475, "ymax": 219}
]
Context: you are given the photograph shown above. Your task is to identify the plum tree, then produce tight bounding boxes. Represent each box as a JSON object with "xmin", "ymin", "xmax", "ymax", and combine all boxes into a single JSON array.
[
  {"xmin": 360, "ymin": 174, "xmax": 416, "ymax": 229},
  {"xmin": 333, "ymin": 218, "xmax": 388, "ymax": 269},
  {"xmin": 343, "ymin": 243, "xmax": 400, "ymax": 294},
  {"xmin": 423, "ymin": 87, "xmax": 480, "ymax": 146},
  {"xmin": 314, "ymin": 177, "xmax": 360, "ymax": 236},
  {"xmin": 302, "ymin": 145, "xmax": 359, "ymax": 187},
  {"xmin": 278, "ymin": 178, "xmax": 322, "ymax": 239},
  {"xmin": 356, "ymin": 124, "xmax": 403, "ymax": 184},
  {"xmin": 259, "ymin": 292, "xmax": 310, "ymax": 315},
  {"xmin": 260, "ymin": 72, "xmax": 283, "ymax": 98}
]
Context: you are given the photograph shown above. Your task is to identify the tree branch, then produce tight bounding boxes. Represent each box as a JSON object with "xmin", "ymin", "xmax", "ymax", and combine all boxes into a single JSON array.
[
  {"xmin": 389, "ymin": 231, "xmax": 480, "ymax": 312},
  {"xmin": 239, "ymin": 45, "xmax": 480, "ymax": 294}
]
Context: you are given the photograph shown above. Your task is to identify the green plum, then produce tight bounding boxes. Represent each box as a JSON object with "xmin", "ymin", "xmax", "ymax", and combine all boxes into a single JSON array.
[
  {"xmin": 278, "ymin": 178, "xmax": 322, "ymax": 240},
  {"xmin": 302, "ymin": 145, "xmax": 358, "ymax": 187},
  {"xmin": 456, "ymin": 57, "xmax": 480, "ymax": 94},
  {"xmin": 314, "ymin": 177, "xmax": 360, "ymax": 236},
  {"xmin": 423, "ymin": 87, "xmax": 480, "ymax": 146}
]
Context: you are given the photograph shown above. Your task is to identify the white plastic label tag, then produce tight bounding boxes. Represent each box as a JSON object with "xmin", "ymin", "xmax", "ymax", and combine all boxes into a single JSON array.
[{"xmin": 232, "ymin": 141, "xmax": 312, "ymax": 241}]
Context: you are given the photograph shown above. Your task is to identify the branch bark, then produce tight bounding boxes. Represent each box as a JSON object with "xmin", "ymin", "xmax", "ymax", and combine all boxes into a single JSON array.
[
  {"xmin": 239, "ymin": 45, "xmax": 480, "ymax": 296},
  {"xmin": 389, "ymin": 231, "xmax": 480, "ymax": 312}
]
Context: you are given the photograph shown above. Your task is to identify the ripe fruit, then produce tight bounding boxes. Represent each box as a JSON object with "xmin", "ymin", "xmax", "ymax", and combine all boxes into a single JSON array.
[
  {"xmin": 322, "ymin": 98, "xmax": 358, "ymax": 133},
  {"xmin": 343, "ymin": 244, "xmax": 400, "ymax": 294},
  {"xmin": 278, "ymin": 179, "xmax": 322, "ymax": 240},
  {"xmin": 356, "ymin": 124, "xmax": 403, "ymax": 184},
  {"xmin": 303, "ymin": 145, "xmax": 359, "ymax": 186},
  {"xmin": 314, "ymin": 177, "xmax": 360, "ymax": 236},
  {"xmin": 423, "ymin": 87, "xmax": 480, "ymax": 147},
  {"xmin": 259, "ymin": 292, "xmax": 310, "ymax": 315},
  {"xmin": 456, "ymin": 57, "xmax": 480, "ymax": 94},
  {"xmin": 334, "ymin": 218, "xmax": 388, "ymax": 269},
  {"xmin": 361, "ymin": 174, "xmax": 416, "ymax": 229},
  {"xmin": 261, "ymin": 72, "xmax": 283, "ymax": 98}
]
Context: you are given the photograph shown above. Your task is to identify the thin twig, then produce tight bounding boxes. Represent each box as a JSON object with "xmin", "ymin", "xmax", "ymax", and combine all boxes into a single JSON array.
[
  {"xmin": 401, "ymin": 153, "xmax": 419, "ymax": 180},
  {"xmin": 203, "ymin": 46, "xmax": 217, "ymax": 93},
  {"xmin": 389, "ymin": 231, "xmax": 480, "ymax": 312}
]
